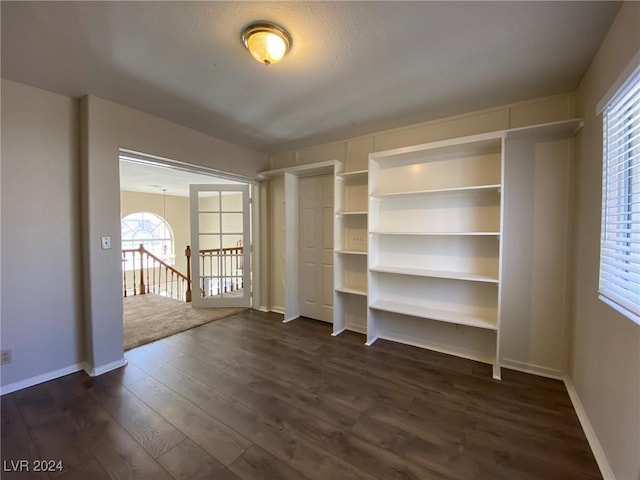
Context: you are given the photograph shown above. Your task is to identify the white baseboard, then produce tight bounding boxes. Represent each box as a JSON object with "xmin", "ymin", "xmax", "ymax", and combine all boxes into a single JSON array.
[
  {"xmin": 270, "ymin": 306, "xmax": 285, "ymax": 315},
  {"xmin": 83, "ymin": 358, "xmax": 128, "ymax": 377},
  {"xmin": 563, "ymin": 376, "xmax": 615, "ymax": 480},
  {"xmin": 500, "ymin": 357, "xmax": 565, "ymax": 380},
  {"xmin": 256, "ymin": 306, "xmax": 270, "ymax": 313},
  {"xmin": 345, "ymin": 324, "xmax": 367, "ymax": 335},
  {"xmin": 0, "ymin": 362, "xmax": 85, "ymax": 395},
  {"xmin": 378, "ymin": 332, "xmax": 495, "ymax": 366}
]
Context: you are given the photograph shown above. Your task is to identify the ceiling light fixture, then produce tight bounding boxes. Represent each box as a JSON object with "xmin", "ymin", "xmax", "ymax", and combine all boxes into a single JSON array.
[{"xmin": 241, "ymin": 22, "xmax": 291, "ymax": 66}]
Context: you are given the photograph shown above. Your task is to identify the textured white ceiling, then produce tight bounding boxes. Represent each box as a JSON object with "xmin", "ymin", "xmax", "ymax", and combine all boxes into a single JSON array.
[{"xmin": 1, "ymin": 1, "xmax": 620, "ymax": 153}]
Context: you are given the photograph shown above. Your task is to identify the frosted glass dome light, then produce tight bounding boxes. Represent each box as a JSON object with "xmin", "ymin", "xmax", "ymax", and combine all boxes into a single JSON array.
[{"xmin": 242, "ymin": 22, "xmax": 291, "ymax": 66}]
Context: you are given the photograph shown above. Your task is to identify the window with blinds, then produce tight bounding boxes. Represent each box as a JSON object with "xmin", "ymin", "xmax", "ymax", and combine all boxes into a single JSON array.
[{"xmin": 599, "ymin": 65, "xmax": 640, "ymax": 325}]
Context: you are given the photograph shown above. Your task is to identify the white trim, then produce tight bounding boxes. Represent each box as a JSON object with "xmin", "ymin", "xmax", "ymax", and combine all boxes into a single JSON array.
[
  {"xmin": 270, "ymin": 306, "xmax": 285, "ymax": 315},
  {"xmin": 599, "ymin": 295, "xmax": 640, "ymax": 327},
  {"xmin": 284, "ymin": 172, "xmax": 301, "ymax": 322},
  {"xmin": 312, "ymin": 318, "xmax": 333, "ymax": 325},
  {"xmin": 596, "ymin": 51, "xmax": 640, "ymax": 115},
  {"xmin": 256, "ymin": 306, "xmax": 270, "ymax": 313},
  {"xmin": 258, "ymin": 160, "xmax": 337, "ymax": 179},
  {"xmin": 370, "ymin": 131, "xmax": 503, "ymax": 159},
  {"xmin": 504, "ymin": 118, "xmax": 583, "ymax": 141},
  {"xmin": 269, "ymin": 161, "xmax": 340, "ymax": 324},
  {"xmin": 120, "ymin": 149, "xmax": 256, "ymax": 185},
  {"xmin": 563, "ymin": 376, "xmax": 615, "ymax": 480},
  {"xmin": 500, "ymin": 358, "xmax": 565, "ymax": 380},
  {"xmin": 377, "ymin": 332, "xmax": 495, "ymax": 367},
  {"xmin": 251, "ymin": 183, "xmax": 261, "ymax": 311},
  {"xmin": 333, "ymin": 326, "xmax": 368, "ymax": 336},
  {"xmin": 0, "ymin": 363, "xmax": 85, "ymax": 395},
  {"xmin": 83, "ymin": 358, "xmax": 128, "ymax": 377},
  {"xmin": 344, "ymin": 324, "xmax": 367, "ymax": 335}
]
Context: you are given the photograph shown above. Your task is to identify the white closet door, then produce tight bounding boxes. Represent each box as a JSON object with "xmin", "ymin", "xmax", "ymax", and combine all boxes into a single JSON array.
[{"xmin": 299, "ymin": 174, "xmax": 334, "ymax": 322}]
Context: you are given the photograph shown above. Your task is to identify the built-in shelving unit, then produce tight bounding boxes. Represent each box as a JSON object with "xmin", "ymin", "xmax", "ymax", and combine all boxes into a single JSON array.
[
  {"xmin": 278, "ymin": 119, "xmax": 584, "ymax": 380},
  {"xmin": 333, "ymin": 159, "xmax": 370, "ymax": 335},
  {"xmin": 367, "ymin": 132, "xmax": 504, "ymax": 378},
  {"xmin": 357, "ymin": 120, "xmax": 584, "ymax": 379}
]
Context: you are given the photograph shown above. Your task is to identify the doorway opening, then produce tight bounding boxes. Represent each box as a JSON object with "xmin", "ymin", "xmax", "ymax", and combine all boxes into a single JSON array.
[{"xmin": 118, "ymin": 150, "xmax": 254, "ymax": 349}]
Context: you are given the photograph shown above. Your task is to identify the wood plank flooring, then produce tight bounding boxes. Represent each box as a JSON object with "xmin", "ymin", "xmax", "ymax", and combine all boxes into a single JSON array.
[{"xmin": 1, "ymin": 310, "xmax": 602, "ymax": 479}]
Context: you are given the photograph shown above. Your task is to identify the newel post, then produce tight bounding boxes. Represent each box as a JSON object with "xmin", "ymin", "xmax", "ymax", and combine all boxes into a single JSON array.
[
  {"xmin": 185, "ymin": 245, "xmax": 192, "ymax": 302},
  {"xmin": 138, "ymin": 244, "xmax": 146, "ymax": 295}
]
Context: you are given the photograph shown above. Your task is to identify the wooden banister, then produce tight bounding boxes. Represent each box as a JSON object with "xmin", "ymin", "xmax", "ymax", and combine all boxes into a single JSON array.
[
  {"xmin": 138, "ymin": 245, "xmax": 146, "ymax": 294},
  {"xmin": 122, "ymin": 244, "xmax": 192, "ymax": 302},
  {"xmin": 123, "ymin": 244, "xmax": 244, "ymax": 301},
  {"xmin": 185, "ymin": 245, "xmax": 192, "ymax": 303}
]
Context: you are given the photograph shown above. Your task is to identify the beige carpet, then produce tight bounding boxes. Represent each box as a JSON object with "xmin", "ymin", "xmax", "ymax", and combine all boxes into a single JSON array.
[{"xmin": 123, "ymin": 294, "xmax": 246, "ymax": 350}]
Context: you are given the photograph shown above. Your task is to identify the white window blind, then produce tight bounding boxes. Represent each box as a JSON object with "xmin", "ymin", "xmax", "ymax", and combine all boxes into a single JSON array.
[{"xmin": 599, "ymin": 65, "xmax": 640, "ymax": 324}]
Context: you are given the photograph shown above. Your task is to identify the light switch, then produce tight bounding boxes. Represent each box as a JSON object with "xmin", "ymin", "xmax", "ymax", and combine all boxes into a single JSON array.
[{"xmin": 101, "ymin": 236, "xmax": 111, "ymax": 250}]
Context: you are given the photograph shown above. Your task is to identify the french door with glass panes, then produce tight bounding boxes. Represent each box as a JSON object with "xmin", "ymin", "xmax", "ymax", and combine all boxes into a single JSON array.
[{"xmin": 189, "ymin": 184, "xmax": 250, "ymax": 308}]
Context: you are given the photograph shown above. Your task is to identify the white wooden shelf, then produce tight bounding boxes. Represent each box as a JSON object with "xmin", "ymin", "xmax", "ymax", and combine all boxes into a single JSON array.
[
  {"xmin": 335, "ymin": 286, "xmax": 367, "ymax": 296},
  {"xmin": 505, "ymin": 118, "xmax": 584, "ymax": 141},
  {"xmin": 258, "ymin": 160, "xmax": 337, "ymax": 179},
  {"xmin": 370, "ymin": 133, "xmax": 502, "ymax": 162},
  {"xmin": 337, "ymin": 169, "xmax": 368, "ymax": 179},
  {"xmin": 336, "ymin": 211, "xmax": 368, "ymax": 216},
  {"xmin": 370, "ymin": 299, "xmax": 498, "ymax": 331},
  {"xmin": 371, "ymin": 184, "xmax": 501, "ymax": 198},
  {"xmin": 370, "ymin": 265, "xmax": 499, "ymax": 283},
  {"xmin": 370, "ymin": 231, "xmax": 500, "ymax": 236},
  {"xmin": 335, "ymin": 249, "xmax": 368, "ymax": 255}
]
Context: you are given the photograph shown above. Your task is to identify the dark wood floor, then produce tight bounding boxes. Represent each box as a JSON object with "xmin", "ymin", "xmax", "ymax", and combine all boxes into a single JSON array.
[{"xmin": 1, "ymin": 310, "xmax": 601, "ymax": 480}]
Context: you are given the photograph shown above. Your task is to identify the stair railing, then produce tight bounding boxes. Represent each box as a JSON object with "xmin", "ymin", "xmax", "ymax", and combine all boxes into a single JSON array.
[
  {"xmin": 122, "ymin": 244, "xmax": 192, "ymax": 302},
  {"xmin": 198, "ymin": 245, "xmax": 244, "ymax": 297}
]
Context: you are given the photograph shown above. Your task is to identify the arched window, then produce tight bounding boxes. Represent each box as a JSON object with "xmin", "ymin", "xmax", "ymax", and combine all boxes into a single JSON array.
[{"xmin": 121, "ymin": 212, "xmax": 174, "ymax": 266}]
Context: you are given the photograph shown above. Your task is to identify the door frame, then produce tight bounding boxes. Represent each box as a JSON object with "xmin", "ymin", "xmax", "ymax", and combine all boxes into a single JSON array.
[{"xmin": 260, "ymin": 160, "xmax": 339, "ymax": 322}]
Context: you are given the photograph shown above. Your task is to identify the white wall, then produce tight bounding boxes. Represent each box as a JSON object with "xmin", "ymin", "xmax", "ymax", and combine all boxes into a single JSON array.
[
  {"xmin": 1, "ymin": 80, "xmax": 83, "ymax": 389},
  {"xmin": 500, "ymin": 137, "xmax": 573, "ymax": 377},
  {"xmin": 81, "ymin": 95, "xmax": 269, "ymax": 374},
  {"xmin": 1, "ymin": 82, "xmax": 268, "ymax": 388},
  {"xmin": 572, "ymin": 3, "xmax": 640, "ymax": 479}
]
